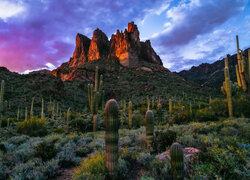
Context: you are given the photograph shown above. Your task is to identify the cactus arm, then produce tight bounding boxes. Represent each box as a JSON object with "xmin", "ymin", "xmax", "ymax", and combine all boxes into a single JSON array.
[
  {"xmin": 30, "ymin": 97, "xmax": 34, "ymax": 119},
  {"xmin": 235, "ymin": 65, "xmax": 242, "ymax": 87}
]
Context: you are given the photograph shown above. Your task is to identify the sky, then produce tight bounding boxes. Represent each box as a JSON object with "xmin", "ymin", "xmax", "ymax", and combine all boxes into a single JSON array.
[{"xmin": 0, "ymin": 0, "xmax": 249, "ymax": 73}]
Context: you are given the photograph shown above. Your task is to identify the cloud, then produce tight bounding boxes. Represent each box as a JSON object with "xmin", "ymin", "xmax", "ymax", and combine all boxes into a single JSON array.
[
  {"xmin": 0, "ymin": 0, "xmax": 26, "ymax": 22},
  {"xmin": 0, "ymin": 0, "xmax": 166, "ymax": 72},
  {"xmin": 150, "ymin": 0, "xmax": 248, "ymax": 71}
]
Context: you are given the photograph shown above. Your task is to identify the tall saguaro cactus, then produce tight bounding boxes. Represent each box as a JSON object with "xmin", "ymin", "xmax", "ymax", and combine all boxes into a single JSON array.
[
  {"xmin": 170, "ymin": 142, "xmax": 184, "ymax": 180},
  {"xmin": 146, "ymin": 95, "xmax": 150, "ymax": 110},
  {"xmin": 145, "ymin": 110, "xmax": 154, "ymax": 148},
  {"xmin": 169, "ymin": 99, "xmax": 172, "ymax": 120},
  {"xmin": 105, "ymin": 99, "xmax": 119, "ymax": 178},
  {"xmin": 41, "ymin": 98, "xmax": 44, "ymax": 119},
  {"xmin": 0, "ymin": 80, "xmax": 5, "ymax": 117},
  {"xmin": 88, "ymin": 66, "xmax": 104, "ymax": 132},
  {"xmin": 30, "ymin": 97, "xmax": 35, "ymax": 119},
  {"xmin": 221, "ymin": 57, "xmax": 233, "ymax": 117},
  {"xmin": 235, "ymin": 35, "xmax": 249, "ymax": 93}
]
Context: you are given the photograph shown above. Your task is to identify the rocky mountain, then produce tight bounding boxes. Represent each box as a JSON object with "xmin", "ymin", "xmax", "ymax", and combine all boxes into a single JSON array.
[
  {"xmin": 52, "ymin": 22, "xmax": 162, "ymax": 81},
  {"xmin": 178, "ymin": 48, "xmax": 249, "ymax": 90}
]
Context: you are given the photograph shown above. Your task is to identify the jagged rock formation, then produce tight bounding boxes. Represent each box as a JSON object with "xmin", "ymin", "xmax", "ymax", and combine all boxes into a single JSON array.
[{"xmin": 52, "ymin": 22, "xmax": 163, "ymax": 81}]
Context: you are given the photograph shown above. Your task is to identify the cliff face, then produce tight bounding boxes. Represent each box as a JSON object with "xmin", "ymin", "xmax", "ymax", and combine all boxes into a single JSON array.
[{"xmin": 52, "ymin": 22, "xmax": 163, "ymax": 81}]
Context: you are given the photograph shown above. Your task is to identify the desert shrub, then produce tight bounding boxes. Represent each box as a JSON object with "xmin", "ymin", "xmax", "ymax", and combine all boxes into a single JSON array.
[
  {"xmin": 0, "ymin": 118, "xmax": 16, "ymax": 127},
  {"xmin": 71, "ymin": 118, "xmax": 92, "ymax": 132},
  {"xmin": 73, "ymin": 151, "xmax": 106, "ymax": 180},
  {"xmin": 233, "ymin": 95, "xmax": 250, "ymax": 117},
  {"xmin": 53, "ymin": 126, "xmax": 66, "ymax": 134},
  {"xmin": 137, "ymin": 153, "xmax": 153, "ymax": 167},
  {"xmin": 194, "ymin": 108, "xmax": 218, "ymax": 122},
  {"xmin": 17, "ymin": 117, "xmax": 48, "ymax": 137},
  {"xmin": 56, "ymin": 144, "xmax": 80, "ymax": 167},
  {"xmin": 174, "ymin": 110, "xmax": 193, "ymax": 124},
  {"xmin": 153, "ymin": 130, "xmax": 176, "ymax": 153},
  {"xmin": 12, "ymin": 158, "xmax": 59, "ymax": 180},
  {"xmin": 210, "ymin": 99, "xmax": 228, "ymax": 117},
  {"xmin": 148, "ymin": 158, "xmax": 171, "ymax": 179},
  {"xmin": 76, "ymin": 146, "xmax": 92, "ymax": 157},
  {"xmin": 35, "ymin": 138, "xmax": 60, "ymax": 161},
  {"xmin": 204, "ymin": 145, "xmax": 249, "ymax": 179}
]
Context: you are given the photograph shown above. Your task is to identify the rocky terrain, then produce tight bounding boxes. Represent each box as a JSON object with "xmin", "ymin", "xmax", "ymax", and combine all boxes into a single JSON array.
[
  {"xmin": 52, "ymin": 22, "xmax": 162, "ymax": 81},
  {"xmin": 178, "ymin": 48, "xmax": 249, "ymax": 90}
]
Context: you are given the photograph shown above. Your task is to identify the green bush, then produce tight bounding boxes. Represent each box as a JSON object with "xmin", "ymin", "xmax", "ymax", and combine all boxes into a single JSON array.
[
  {"xmin": 35, "ymin": 139, "xmax": 59, "ymax": 161},
  {"xmin": 17, "ymin": 117, "xmax": 48, "ymax": 137},
  {"xmin": 71, "ymin": 118, "xmax": 92, "ymax": 132},
  {"xmin": 73, "ymin": 151, "xmax": 106, "ymax": 180},
  {"xmin": 153, "ymin": 130, "xmax": 176, "ymax": 153},
  {"xmin": 194, "ymin": 108, "xmax": 218, "ymax": 122}
]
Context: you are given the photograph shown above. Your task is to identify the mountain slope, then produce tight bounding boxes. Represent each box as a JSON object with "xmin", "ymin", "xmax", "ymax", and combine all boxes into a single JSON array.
[{"xmin": 178, "ymin": 48, "xmax": 249, "ymax": 90}]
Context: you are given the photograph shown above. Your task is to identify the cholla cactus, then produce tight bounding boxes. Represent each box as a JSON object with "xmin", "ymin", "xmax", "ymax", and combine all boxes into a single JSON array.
[
  {"xmin": 128, "ymin": 101, "xmax": 132, "ymax": 129},
  {"xmin": 105, "ymin": 99, "xmax": 119, "ymax": 178},
  {"xmin": 235, "ymin": 36, "xmax": 249, "ymax": 93},
  {"xmin": 145, "ymin": 110, "xmax": 154, "ymax": 148},
  {"xmin": 221, "ymin": 56, "xmax": 233, "ymax": 117},
  {"xmin": 88, "ymin": 66, "xmax": 104, "ymax": 132},
  {"xmin": 170, "ymin": 142, "xmax": 184, "ymax": 180}
]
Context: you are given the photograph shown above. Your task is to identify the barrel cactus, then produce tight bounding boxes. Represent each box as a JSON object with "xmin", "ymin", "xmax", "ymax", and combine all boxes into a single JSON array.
[
  {"xmin": 105, "ymin": 99, "xmax": 119, "ymax": 177},
  {"xmin": 145, "ymin": 110, "xmax": 154, "ymax": 148},
  {"xmin": 170, "ymin": 142, "xmax": 184, "ymax": 180}
]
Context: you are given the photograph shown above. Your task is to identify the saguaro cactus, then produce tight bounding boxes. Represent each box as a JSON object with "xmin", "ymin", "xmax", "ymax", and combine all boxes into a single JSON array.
[
  {"xmin": 66, "ymin": 108, "xmax": 71, "ymax": 133},
  {"xmin": 128, "ymin": 101, "xmax": 132, "ymax": 129},
  {"xmin": 105, "ymin": 99, "xmax": 119, "ymax": 178},
  {"xmin": 145, "ymin": 110, "xmax": 154, "ymax": 148},
  {"xmin": 169, "ymin": 99, "xmax": 172, "ymax": 120},
  {"xmin": 30, "ymin": 97, "xmax": 34, "ymax": 119},
  {"xmin": 41, "ymin": 98, "xmax": 44, "ymax": 119},
  {"xmin": 170, "ymin": 142, "xmax": 184, "ymax": 180},
  {"xmin": 221, "ymin": 56, "xmax": 233, "ymax": 117},
  {"xmin": 146, "ymin": 95, "xmax": 150, "ymax": 110},
  {"xmin": 0, "ymin": 80, "xmax": 5, "ymax": 117},
  {"xmin": 25, "ymin": 107, "xmax": 28, "ymax": 121},
  {"xmin": 88, "ymin": 66, "xmax": 104, "ymax": 132},
  {"xmin": 235, "ymin": 35, "xmax": 249, "ymax": 93}
]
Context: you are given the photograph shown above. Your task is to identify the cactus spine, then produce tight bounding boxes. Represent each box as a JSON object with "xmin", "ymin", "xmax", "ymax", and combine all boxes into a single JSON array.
[
  {"xmin": 170, "ymin": 142, "xmax": 184, "ymax": 180},
  {"xmin": 222, "ymin": 57, "xmax": 233, "ymax": 117},
  {"xmin": 145, "ymin": 110, "xmax": 154, "ymax": 148},
  {"xmin": 30, "ymin": 97, "xmax": 34, "ymax": 119},
  {"xmin": 236, "ymin": 35, "xmax": 249, "ymax": 93},
  {"xmin": 105, "ymin": 99, "xmax": 119, "ymax": 178},
  {"xmin": 0, "ymin": 80, "xmax": 5, "ymax": 117},
  {"xmin": 128, "ymin": 101, "xmax": 132, "ymax": 129},
  {"xmin": 88, "ymin": 66, "xmax": 104, "ymax": 132}
]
